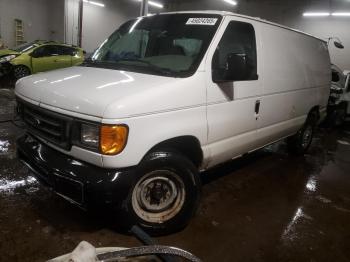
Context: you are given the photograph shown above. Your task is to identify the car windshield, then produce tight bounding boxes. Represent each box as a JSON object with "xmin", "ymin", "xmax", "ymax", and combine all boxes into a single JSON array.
[
  {"xmin": 85, "ymin": 14, "xmax": 222, "ymax": 77},
  {"xmin": 11, "ymin": 41, "xmax": 39, "ymax": 52}
]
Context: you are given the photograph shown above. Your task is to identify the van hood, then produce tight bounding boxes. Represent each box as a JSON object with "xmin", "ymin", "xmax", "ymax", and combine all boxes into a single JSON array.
[{"xmin": 15, "ymin": 66, "xmax": 201, "ymax": 119}]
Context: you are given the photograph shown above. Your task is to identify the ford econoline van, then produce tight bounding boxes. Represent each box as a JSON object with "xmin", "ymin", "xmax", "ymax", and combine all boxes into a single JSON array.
[{"xmin": 15, "ymin": 11, "xmax": 331, "ymax": 234}]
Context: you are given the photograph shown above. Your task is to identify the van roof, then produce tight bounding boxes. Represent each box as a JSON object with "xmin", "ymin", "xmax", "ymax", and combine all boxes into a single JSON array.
[{"xmin": 147, "ymin": 10, "xmax": 327, "ymax": 43}]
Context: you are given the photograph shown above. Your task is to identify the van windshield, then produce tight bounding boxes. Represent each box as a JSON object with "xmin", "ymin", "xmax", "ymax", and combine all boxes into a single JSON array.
[{"xmin": 84, "ymin": 14, "xmax": 222, "ymax": 77}]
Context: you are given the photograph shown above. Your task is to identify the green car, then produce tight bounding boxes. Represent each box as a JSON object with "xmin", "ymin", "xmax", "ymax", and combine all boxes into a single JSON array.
[{"xmin": 0, "ymin": 40, "xmax": 85, "ymax": 79}]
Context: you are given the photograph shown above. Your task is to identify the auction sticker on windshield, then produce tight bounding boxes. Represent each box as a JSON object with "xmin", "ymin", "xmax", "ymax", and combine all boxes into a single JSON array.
[{"xmin": 186, "ymin": 18, "xmax": 218, "ymax": 25}]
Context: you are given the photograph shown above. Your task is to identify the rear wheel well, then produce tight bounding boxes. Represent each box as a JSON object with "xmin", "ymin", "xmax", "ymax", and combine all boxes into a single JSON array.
[{"xmin": 145, "ymin": 136, "xmax": 203, "ymax": 168}]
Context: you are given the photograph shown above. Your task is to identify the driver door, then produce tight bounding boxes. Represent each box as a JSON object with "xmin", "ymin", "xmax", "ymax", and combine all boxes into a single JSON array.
[{"xmin": 206, "ymin": 18, "xmax": 262, "ymax": 168}]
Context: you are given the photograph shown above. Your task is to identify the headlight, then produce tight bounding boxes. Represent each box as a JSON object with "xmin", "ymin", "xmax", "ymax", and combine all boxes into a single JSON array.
[
  {"xmin": 81, "ymin": 124, "xmax": 99, "ymax": 148},
  {"xmin": 80, "ymin": 123, "xmax": 128, "ymax": 155},
  {"xmin": 0, "ymin": 54, "xmax": 17, "ymax": 63},
  {"xmin": 100, "ymin": 125, "xmax": 128, "ymax": 155}
]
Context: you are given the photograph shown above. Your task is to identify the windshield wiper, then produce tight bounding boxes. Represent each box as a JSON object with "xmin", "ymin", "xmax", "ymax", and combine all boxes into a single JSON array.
[
  {"xmin": 82, "ymin": 58, "xmax": 179, "ymax": 76},
  {"xmin": 116, "ymin": 58, "xmax": 153, "ymax": 66},
  {"xmin": 116, "ymin": 58, "xmax": 175, "ymax": 76},
  {"xmin": 82, "ymin": 59, "xmax": 113, "ymax": 67}
]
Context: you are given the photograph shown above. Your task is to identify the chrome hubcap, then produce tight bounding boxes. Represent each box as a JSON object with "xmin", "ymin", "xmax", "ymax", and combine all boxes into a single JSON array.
[{"xmin": 132, "ymin": 170, "xmax": 185, "ymax": 223}]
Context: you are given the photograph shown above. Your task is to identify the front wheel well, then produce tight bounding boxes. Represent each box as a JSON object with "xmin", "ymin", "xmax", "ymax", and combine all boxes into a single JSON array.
[
  {"xmin": 144, "ymin": 136, "xmax": 203, "ymax": 168},
  {"xmin": 13, "ymin": 64, "xmax": 31, "ymax": 71}
]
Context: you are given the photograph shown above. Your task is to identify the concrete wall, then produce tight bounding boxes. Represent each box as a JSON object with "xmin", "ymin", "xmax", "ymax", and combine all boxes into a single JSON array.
[
  {"xmin": 81, "ymin": 0, "xmax": 139, "ymax": 53},
  {"xmin": 0, "ymin": 0, "xmax": 64, "ymax": 48},
  {"xmin": 166, "ymin": 0, "xmax": 350, "ymax": 70},
  {"xmin": 48, "ymin": 0, "xmax": 65, "ymax": 42}
]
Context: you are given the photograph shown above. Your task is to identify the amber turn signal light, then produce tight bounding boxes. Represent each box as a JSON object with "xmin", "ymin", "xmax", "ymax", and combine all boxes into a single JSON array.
[{"xmin": 100, "ymin": 125, "xmax": 128, "ymax": 155}]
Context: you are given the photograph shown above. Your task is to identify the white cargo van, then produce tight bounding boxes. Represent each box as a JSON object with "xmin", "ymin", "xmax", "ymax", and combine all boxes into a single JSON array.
[{"xmin": 15, "ymin": 11, "xmax": 331, "ymax": 234}]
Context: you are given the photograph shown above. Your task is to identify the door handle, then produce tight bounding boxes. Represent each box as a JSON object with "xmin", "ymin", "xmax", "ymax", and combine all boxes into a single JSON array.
[{"xmin": 255, "ymin": 100, "xmax": 261, "ymax": 114}]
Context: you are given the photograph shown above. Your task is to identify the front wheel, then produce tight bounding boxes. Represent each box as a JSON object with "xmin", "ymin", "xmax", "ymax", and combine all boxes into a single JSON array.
[
  {"xmin": 120, "ymin": 151, "xmax": 201, "ymax": 235},
  {"xmin": 13, "ymin": 65, "xmax": 31, "ymax": 79}
]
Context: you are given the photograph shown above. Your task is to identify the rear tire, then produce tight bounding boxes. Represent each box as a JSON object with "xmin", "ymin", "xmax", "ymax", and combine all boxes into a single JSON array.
[
  {"xmin": 287, "ymin": 111, "xmax": 318, "ymax": 155},
  {"xmin": 119, "ymin": 151, "xmax": 201, "ymax": 235},
  {"xmin": 13, "ymin": 65, "xmax": 31, "ymax": 79}
]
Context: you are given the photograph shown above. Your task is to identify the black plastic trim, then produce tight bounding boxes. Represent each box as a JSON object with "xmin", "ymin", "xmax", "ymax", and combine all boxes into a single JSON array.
[{"xmin": 17, "ymin": 133, "xmax": 136, "ymax": 208}]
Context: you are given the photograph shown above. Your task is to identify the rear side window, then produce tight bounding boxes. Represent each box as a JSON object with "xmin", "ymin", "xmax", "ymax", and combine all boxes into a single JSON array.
[
  {"xmin": 332, "ymin": 71, "xmax": 340, "ymax": 82},
  {"xmin": 58, "ymin": 46, "xmax": 76, "ymax": 56},
  {"xmin": 213, "ymin": 21, "xmax": 257, "ymax": 81}
]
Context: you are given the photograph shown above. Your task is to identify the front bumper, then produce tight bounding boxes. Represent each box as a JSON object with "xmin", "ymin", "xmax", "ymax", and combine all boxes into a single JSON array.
[
  {"xmin": 17, "ymin": 133, "xmax": 135, "ymax": 208},
  {"xmin": 0, "ymin": 62, "xmax": 12, "ymax": 76}
]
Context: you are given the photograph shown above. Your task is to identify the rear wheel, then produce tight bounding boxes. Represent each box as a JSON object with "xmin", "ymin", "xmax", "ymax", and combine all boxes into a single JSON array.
[
  {"xmin": 13, "ymin": 65, "xmax": 31, "ymax": 79},
  {"xmin": 287, "ymin": 111, "xmax": 318, "ymax": 155},
  {"xmin": 334, "ymin": 103, "xmax": 347, "ymax": 126},
  {"xmin": 120, "ymin": 151, "xmax": 201, "ymax": 235}
]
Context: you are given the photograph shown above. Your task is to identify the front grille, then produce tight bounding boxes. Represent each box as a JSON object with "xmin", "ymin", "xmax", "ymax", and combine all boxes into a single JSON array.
[{"xmin": 18, "ymin": 100, "xmax": 72, "ymax": 150}]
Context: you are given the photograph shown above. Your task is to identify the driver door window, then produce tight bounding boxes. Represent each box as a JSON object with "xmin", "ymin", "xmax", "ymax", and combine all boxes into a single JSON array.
[{"xmin": 212, "ymin": 21, "xmax": 257, "ymax": 81}]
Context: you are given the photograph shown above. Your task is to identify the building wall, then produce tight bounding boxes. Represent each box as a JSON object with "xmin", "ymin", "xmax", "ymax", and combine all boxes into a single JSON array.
[
  {"xmin": 49, "ymin": 0, "xmax": 65, "ymax": 42},
  {"xmin": 64, "ymin": 0, "xmax": 80, "ymax": 46},
  {"xmin": 0, "ymin": 0, "xmax": 64, "ymax": 48},
  {"xmin": 166, "ymin": 0, "xmax": 350, "ymax": 70},
  {"xmin": 81, "ymin": 0, "xmax": 139, "ymax": 53}
]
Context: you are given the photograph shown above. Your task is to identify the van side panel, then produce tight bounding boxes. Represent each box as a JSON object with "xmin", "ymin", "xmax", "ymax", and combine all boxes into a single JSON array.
[{"xmin": 256, "ymin": 23, "xmax": 331, "ymax": 146}]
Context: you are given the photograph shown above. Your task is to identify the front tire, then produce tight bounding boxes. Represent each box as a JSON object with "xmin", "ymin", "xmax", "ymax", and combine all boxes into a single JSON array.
[
  {"xmin": 120, "ymin": 151, "xmax": 201, "ymax": 235},
  {"xmin": 13, "ymin": 65, "xmax": 31, "ymax": 79}
]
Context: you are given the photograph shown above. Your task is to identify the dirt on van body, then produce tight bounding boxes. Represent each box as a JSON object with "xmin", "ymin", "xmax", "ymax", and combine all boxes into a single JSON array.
[{"xmin": 1, "ymin": 77, "xmax": 350, "ymax": 261}]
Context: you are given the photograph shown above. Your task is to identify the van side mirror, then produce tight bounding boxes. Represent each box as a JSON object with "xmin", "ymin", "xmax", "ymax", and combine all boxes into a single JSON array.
[{"xmin": 212, "ymin": 53, "xmax": 251, "ymax": 83}]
